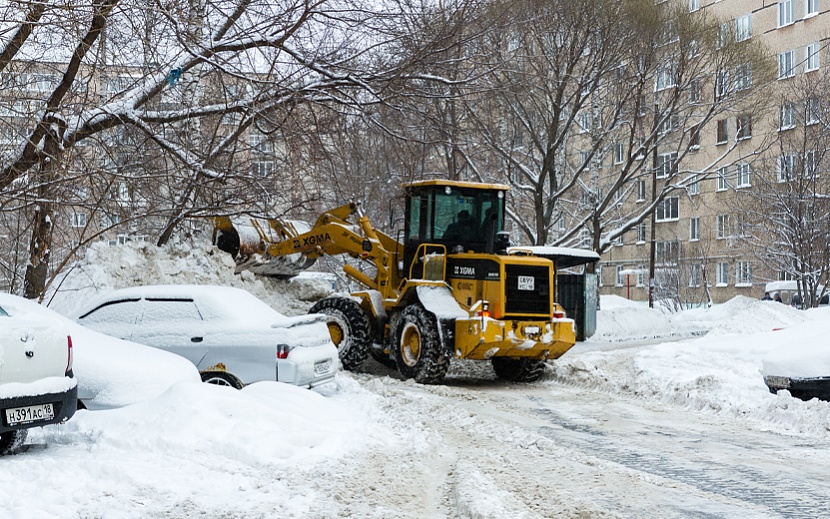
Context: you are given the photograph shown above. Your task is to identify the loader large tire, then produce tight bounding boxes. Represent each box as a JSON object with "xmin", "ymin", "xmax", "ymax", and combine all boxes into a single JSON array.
[
  {"xmin": 391, "ymin": 305, "xmax": 449, "ymax": 384},
  {"xmin": 491, "ymin": 357, "xmax": 547, "ymax": 383},
  {"xmin": 310, "ymin": 296, "xmax": 372, "ymax": 371}
]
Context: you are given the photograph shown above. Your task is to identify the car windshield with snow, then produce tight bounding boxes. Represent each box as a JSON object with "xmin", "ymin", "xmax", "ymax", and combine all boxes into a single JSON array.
[
  {"xmin": 0, "ymin": 298, "xmax": 77, "ymax": 454},
  {"xmin": 75, "ymin": 285, "xmax": 339, "ymax": 388}
]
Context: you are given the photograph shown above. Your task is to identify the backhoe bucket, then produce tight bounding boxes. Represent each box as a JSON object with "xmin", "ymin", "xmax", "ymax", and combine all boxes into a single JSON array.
[{"xmin": 214, "ymin": 216, "xmax": 316, "ymax": 278}]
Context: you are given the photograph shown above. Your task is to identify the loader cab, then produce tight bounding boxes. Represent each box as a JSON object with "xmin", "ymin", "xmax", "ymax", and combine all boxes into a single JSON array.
[{"xmin": 403, "ymin": 180, "xmax": 508, "ymax": 277}]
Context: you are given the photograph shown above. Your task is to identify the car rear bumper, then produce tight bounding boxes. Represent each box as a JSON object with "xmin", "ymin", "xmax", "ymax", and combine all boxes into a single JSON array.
[
  {"xmin": 765, "ymin": 375, "xmax": 830, "ymax": 401},
  {"xmin": 0, "ymin": 381, "xmax": 78, "ymax": 433},
  {"xmin": 276, "ymin": 344, "xmax": 338, "ymax": 387}
]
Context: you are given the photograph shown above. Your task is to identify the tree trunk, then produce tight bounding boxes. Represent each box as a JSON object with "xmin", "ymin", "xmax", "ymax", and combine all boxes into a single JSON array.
[{"xmin": 23, "ymin": 117, "xmax": 64, "ymax": 300}]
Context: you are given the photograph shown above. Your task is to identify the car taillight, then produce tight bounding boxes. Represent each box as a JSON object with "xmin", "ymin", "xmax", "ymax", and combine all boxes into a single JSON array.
[
  {"xmin": 277, "ymin": 344, "xmax": 293, "ymax": 359},
  {"xmin": 66, "ymin": 335, "xmax": 74, "ymax": 375}
]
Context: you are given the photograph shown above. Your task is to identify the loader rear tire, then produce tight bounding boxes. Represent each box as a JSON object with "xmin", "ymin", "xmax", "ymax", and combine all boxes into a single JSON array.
[
  {"xmin": 491, "ymin": 357, "xmax": 547, "ymax": 383},
  {"xmin": 391, "ymin": 305, "xmax": 449, "ymax": 384},
  {"xmin": 310, "ymin": 296, "xmax": 372, "ymax": 372}
]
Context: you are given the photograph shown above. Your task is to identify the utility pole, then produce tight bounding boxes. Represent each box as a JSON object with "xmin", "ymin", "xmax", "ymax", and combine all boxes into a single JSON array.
[{"xmin": 648, "ymin": 101, "xmax": 658, "ymax": 309}]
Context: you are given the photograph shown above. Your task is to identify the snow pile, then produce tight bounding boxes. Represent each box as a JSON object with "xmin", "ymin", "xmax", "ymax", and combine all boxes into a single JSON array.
[
  {"xmin": 590, "ymin": 295, "xmax": 705, "ymax": 343},
  {"xmin": 551, "ymin": 298, "xmax": 830, "ymax": 437},
  {"xmin": 47, "ymin": 239, "xmax": 336, "ymax": 317}
]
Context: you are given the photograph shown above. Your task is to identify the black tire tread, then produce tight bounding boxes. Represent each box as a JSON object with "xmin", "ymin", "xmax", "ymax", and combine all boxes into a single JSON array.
[
  {"xmin": 391, "ymin": 304, "xmax": 449, "ymax": 384},
  {"xmin": 310, "ymin": 296, "xmax": 373, "ymax": 371},
  {"xmin": 491, "ymin": 357, "xmax": 547, "ymax": 383},
  {"xmin": 201, "ymin": 370, "xmax": 245, "ymax": 389},
  {"xmin": 0, "ymin": 429, "xmax": 28, "ymax": 455}
]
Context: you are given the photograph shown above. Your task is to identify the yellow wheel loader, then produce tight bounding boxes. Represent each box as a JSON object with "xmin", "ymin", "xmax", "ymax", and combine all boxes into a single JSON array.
[{"xmin": 213, "ymin": 180, "xmax": 576, "ymax": 384}]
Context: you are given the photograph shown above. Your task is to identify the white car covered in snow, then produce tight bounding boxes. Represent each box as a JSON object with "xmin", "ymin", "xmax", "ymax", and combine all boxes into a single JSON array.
[
  {"xmin": 0, "ymin": 296, "xmax": 77, "ymax": 454},
  {"xmin": 0, "ymin": 293, "xmax": 199, "ymax": 411},
  {"xmin": 75, "ymin": 285, "xmax": 339, "ymax": 388}
]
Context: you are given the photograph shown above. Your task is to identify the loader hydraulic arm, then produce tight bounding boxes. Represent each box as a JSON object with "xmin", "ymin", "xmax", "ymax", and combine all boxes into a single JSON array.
[{"xmin": 263, "ymin": 203, "xmax": 399, "ymax": 295}]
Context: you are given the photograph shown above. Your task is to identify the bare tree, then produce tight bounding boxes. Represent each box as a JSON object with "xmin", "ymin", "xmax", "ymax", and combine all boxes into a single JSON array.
[
  {"xmin": 737, "ymin": 69, "xmax": 830, "ymax": 308},
  {"xmin": 0, "ymin": 0, "xmax": 482, "ymax": 298}
]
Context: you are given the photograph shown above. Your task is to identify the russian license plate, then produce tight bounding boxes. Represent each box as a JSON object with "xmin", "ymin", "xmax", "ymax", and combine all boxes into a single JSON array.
[
  {"xmin": 314, "ymin": 359, "xmax": 332, "ymax": 376},
  {"xmin": 766, "ymin": 376, "xmax": 791, "ymax": 388},
  {"xmin": 518, "ymin": 275, "xmax": 535, "ymax": 291},
  {"xmin": 5, "ymin": 403, "xmax": 54, "ymax": 426}
]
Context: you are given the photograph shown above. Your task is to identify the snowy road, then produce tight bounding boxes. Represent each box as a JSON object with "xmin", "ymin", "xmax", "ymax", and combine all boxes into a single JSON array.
[{"xmin": 315, "ymin": 367, "xmax": 830, "ymax": 518}]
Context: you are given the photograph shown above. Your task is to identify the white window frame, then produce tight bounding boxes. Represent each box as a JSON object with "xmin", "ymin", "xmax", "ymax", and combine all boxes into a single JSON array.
[
  {"xmin": 736, "ymin": 261, "xmax": 753, "ymax": 287},
  {"xmin": 689, "ymin": 0, "xmax": 699, "ymax": 12},
  {"xmin": 779, "ymin": 50, "xmax": 796, "ymax": 79},
  {"xmin": 655, "ymin": 152, "xmax": 678, "ymax": 179},
  {"xmin": 70, "ymin": 212, "xmax": 87, "ymax": 228},
  {"xmin": 736, "ymin": 163, "xmax": 752, "ymax": 188},
  {"xmin": 689, "ymin": 177, "xmax": 700, "ymax": 195},
  {"xmin": 656, "ymin": 197, "xmax": 680, "ymax": 222},
  {"xmin": 806, "ymin": 0, "xmax": 819, "ymax": 17},
  {"xmin": 778, "ymin": 153, "xmax": 795, "ymax": 182},
  {"xmin": 636, "ymin": 222, "xmax": 647, "ymax": 244},
  {"xmin": 736, "ymin": 114, "xmax": 752, "ymax": 140},
  {"xmin": 735, "ymin": 64, "xmax": 753, "ymax": 90},
  {"xmin": 780, "ymin": 102, "xmax": 797, "ymax": 130},
  {"xmin": 717, "ymin": 261, "xmax": 729, "ymax": 287},
  {"xmin": 613, "ymin": 142, "xmax": 624, "ymax": 164},
  {"xmin": 716, "ymin": 166, "xmax": 730, "ymax": 191},
  {"xmin": 736, "ymin": 14, "xmax": 752, "ymax": 42},
  {"xmin": 656, "ymin": 62, "xmax": 678, "ymax": 91},
  {"xmin": 716, "ymin": 119, "xmax": 728, "ymax": 145},
  {"xmin": 715, "ymin": 70, "xmax": 730, "ymax": 100},
  {"xmin": 717, "ymin": 214, "xmax": 730, "ymax": 239},
  {"xmin": 806, "ymin": 42, "xmax": 820, "ymax": 72},
  {"xmin": 615, "ymin": 265, "xmax": 624, "ymax": 287},
  {"xmin": 637, "ymin": 179, "xmax": 647, "ymax": 202},
  {"xmin": 689, "ymin": 263, "xmax": 701, "ymax": 288},
  {"xmin": 689, "ymin": 78, "xmax": 701, "ymax": 104},
  {"xmin": 689, "ymin": 217, "xmax": 700, "ymax": 241},
  {"xmin": 807, "ymin": 97, "xmax": 821, "ymax": 125},
  {"xmin": 805, "ymin": 150, "xmax": 820, "ymax": 177},
  {"xmin": 778, "ymin": 0, "xmax": 794, "ymax": 27}
]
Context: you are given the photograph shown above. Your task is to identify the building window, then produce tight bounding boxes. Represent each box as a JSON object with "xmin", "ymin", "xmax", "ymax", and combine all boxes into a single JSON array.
[
  {"xmin": 689, "ymin": 123, "xmax": 701, "ymax": 149},
  {"xmin": 805, "ymin": 150, "xmax": 820, "ymax": 177},
  {"xmin": 615, "ymin": 265, "xmax": 624, "ymax": 287},
  {"xmin": 656, "ymin": 62, "xmax": 678, "ymax": 91},
  {"xmin": 636, "ymin": 222, "xmax": 647, "ymax": 244},
  {"xmin": 578, "ymin": 111, "xmax": 592, "ymax": 132},
  {"xmin": 252, "ymin": 161, "xmax": 274, "ymax": 177},
  {"xmin": 778, "ymin": 0, "xmax": 794, "ymax": 27},
  {"xmin": 777, "ymin": 154, "xmax": 795, "ymax": 182},
  {"xmin": 715, "ymin": 71, "xmax": 729, "ymax": 100},
  {"xmin": 717, "ymin": 262, "xmax": 729, "ymax": 286},
  {"xmin": 716, "ymin": 119, "xmax": 728, "ymax": 144},
  {"xmin": 658, "ymin": 115, "xmax": 679, "ymax": 135},
  {"xmin": 656, "ymin": 197, "xmax": 679, "ymax": 222},
  {"xmin": 598, "ymin": 266, "xmax": 603, "ymax": 287},
  {"xmin": 717, "ymin": 214, "xmax": 730, "ymax": 239},
  {"xmin": 807, "ymin": 97, "xmax": 821, "ymax": 125},
  {"xmin": 806, "ymin": 0, "xmax": 819, "ymax": 17},
  {"xmin": 735, "ymin": 64, "xmax": 753, "ymax": 90},
  {"xmin": 780, "ymin": 102, "xmax": 797, "ymax": 130},
  {"xmin": 736, "ymin": 114, "xmax": 752, "ymax": 140},
  {"xmin": 70, "ymin": 213, "xmax": 87, "ymax": 228},
  {"xmin": 689, "ymin": 217, "xmax": 700, "ymax": 241},
  {"xmin": 736, "ymin": 261, "xmax": 753, "ymax": 286},
  {"xmin": 689, "ymin": 78, "xmax": 701, "ymax": 104},
  {"xmin": 613, "ymin": 142, "xmax": 624, "ymax": 164},
  {"xmin": 716, "ymin": 166, "xmax": 730, "ymax": 191},
  {"xmin": 637, "ymin": 179, "xmax": 647, "ymax": 201},
  {"xmin": 717, "ymin": 22, "xmax": 730, "ymax": 50},
  {"xmin": 778, "ymin": 50, "xmax": 796, "ymax": 79},
  {"xmin": 689, "ymin": 0, "xmax": 699, "ymax": 12},
  {"xmin": 656, "ymin": 241, "xmax": 679, "ymax": 266},
  {"xmin": 689, "ymin": 176, "xmax": 700, "ymax": 195},
  {"xmin": 736, "ymin": 163, "xmax": 752, "ymax": 187},
  {"xmin": 736, "ymin": 15, "xmax": 752, "ymax": 42},
  {"xmin": 636, "ymin": 270, "xmax": 646, "ymax": 288},
  {"xmin": 806, "ymin": 43, "xmax": 820, "ymax": 72},
  {"xmin": 655, "ymin": 152, "xmax": 678, "ymax": 179},
  {"xmin": 689, "ymin": 264, "xmax": 701, "ymax": 288}
]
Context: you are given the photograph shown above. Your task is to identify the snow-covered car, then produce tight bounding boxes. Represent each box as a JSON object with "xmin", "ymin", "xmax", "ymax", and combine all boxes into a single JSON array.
[
  {"xmin": 0, "ymin": 293, "xmax": 199, "ymax": 411},
  {"xmin": 75, "ymin": 285, "xmax": 339, "ymax": 388},
  {"xmin": 762, "ymin": 321, "xmax": 830, "ymax": 401},
  {"xmin": 0, "ymin": 297, "xmax": 77, "ymax": 454}
]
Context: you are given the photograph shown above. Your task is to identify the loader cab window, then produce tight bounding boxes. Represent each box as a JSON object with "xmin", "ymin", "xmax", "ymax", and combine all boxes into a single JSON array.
[{"xmin": 405, "ymin": 185, "xmax": 505, "ymax": 253}]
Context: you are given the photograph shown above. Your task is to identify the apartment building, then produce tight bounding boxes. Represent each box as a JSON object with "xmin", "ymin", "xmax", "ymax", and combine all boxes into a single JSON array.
[{"xmin": 595, "ymin": 0, "xmax": 829, "ymax": 306}]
